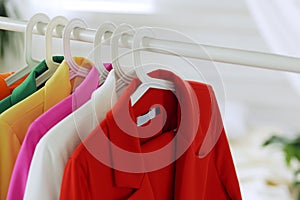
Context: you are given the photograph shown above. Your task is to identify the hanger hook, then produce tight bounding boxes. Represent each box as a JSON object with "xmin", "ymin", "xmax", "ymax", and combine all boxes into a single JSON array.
[
  {"xmin": 133, "ymin": 27, "xmax": 157, "ymax": 83},
  {"xmin": 46, "ymin": 16, "xmax": 68, "ymax": 69},
  {"xmin": 130, "ymin": 27, "xmax": 175, "ymax": 106},
  {"xmin": 35, "ymin": 16, "xmax": 69, "ymax": 87},
  {"xmin": 63, "ymin": 18, "xmax": 90, "ymax": 78},
  {"xmin": 111, "ymin": 23, "xmax": 135, "ymax": 83},
  {"xmin": 25, "ymin": 13, "xmax": 50, "ymax": 68},
  {"xmin": 94, "ymin": 21, "xmax": 116, "ymax": 84}
]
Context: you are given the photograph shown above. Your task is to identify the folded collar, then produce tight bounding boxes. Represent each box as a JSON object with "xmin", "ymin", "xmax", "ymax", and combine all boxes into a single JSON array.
[
  {"xmin": 91, "ymin": 69, "xmax": 117, "ymax": 127},
  {"xmin": 0, "ymin": 57, "xmax": 64, "ymax": 114},
  {"xmin": 71, "ymin": 66, "xmax": 99, "ymax": 110},
  {"xmin": 43, "ymin": 60, "xmax": 71, "ymax": 111},
  {"xmin": 106, "ymin": 69, "xmax": 199, "ymax": 190},
  {"xmin": 11, "ymin": 56, "xmax": 64, "ymax": 106},
  {"xmin": 0, "ymin": 76, "xmax": 10, "ymax": 100}
]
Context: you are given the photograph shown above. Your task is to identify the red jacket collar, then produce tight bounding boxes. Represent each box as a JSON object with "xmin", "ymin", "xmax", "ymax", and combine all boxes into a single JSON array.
[{"xmin": 106, "ymin": 69, "xmax": 200, "ymax": 191}]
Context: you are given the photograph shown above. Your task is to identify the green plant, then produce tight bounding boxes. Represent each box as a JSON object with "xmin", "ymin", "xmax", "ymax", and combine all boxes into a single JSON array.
[{"xmin": 263, "ymin": 135, "xmax": 300, "ymax": 200}]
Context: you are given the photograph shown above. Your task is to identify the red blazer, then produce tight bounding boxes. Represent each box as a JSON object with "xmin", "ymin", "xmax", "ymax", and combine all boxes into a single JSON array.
[{"xmin": 60, "ymin": 70, "xmax": 242, "ymax": 200}]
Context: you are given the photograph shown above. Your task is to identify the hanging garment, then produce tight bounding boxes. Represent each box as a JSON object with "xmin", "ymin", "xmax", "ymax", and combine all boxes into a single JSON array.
[
  {"xmin": 0, "ymin": 72, "xmax": 27, "ymax": 101},
  {"xmin": 0, "ymin": 57, "xmax": 92, "ymax": 200},
  {"xmin": 24, "ymin": 69, "xmax": 118, "ymax": 200},
  {"xmin": 6, "ymin": 62, "xmax": 109, "ymax": 200},
  {"xmin": 0, "ymin": 56, "xmax": 64, "ymax": 114},
  {"xmin": 59, "ymin": 69, "xmax": 242, "ymax": 200},
  {"xmin": 0, "ymin": 73, "xmax": 13, "ymax": 100}
]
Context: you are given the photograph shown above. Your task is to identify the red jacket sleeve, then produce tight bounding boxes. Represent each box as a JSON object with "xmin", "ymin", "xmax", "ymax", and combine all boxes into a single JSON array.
[{"xmin": 209, "ymin": 88, "xmax": 242, "ymax": 200}]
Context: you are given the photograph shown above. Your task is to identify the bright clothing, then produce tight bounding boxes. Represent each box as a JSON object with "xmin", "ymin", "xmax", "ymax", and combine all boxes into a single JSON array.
[
  {"xmin": 0, "ymin": 56, "xmax": 64, "ymax": 114},
  {"xmin": 0, "ymin": 72, "xmax": 27, "ymax": 100},
  {"xmin": 59, "ymin": 70, "xmax": 242, "ymax": 200},
  {"xmin": 24, "ymin": 69, "xmax": 118, "ymax": 200},
  {"xmin": 7, "ymin": 66, "xmax": 102, "ymax": 200},
  {"xmin": 0, "ymin": 57, "xmax": 92, "ymax": 200}
]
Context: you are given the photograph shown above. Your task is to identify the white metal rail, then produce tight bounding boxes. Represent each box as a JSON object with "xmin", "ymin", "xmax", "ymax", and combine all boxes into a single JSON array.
[{"xmin": 1, "ymin": 16, "xmax": 300, "ymax": 73}]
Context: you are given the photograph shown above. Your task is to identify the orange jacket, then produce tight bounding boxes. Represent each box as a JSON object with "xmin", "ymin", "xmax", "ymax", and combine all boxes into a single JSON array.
[{"xmin": 0, "ymin": 72, "xmax": 27, "ymax": 100}]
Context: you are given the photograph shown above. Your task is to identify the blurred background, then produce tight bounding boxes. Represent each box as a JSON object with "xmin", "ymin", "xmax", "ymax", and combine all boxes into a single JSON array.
[{"xmin": 1, "ymin": 0, "xmax": 300, "ymax": 199}]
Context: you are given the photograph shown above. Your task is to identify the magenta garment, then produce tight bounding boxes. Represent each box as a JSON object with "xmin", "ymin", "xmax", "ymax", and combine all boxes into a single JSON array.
[{"xmin": 6, "ymin": 65, "xmax": 111, "ymax": 200}]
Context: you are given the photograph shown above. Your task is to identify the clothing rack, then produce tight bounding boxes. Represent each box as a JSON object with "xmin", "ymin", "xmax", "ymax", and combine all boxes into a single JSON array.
[{"xmin": 1, "ymin": 16, "xmax": 300, "ymax": 73}]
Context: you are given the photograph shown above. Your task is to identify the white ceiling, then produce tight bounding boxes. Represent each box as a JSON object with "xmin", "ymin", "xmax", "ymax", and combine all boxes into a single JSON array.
[{"xmin": 3, "ymin": 0, "xmax": 300, "ymax": 136}]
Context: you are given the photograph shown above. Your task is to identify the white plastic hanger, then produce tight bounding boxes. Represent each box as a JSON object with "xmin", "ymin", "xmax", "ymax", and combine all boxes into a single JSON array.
[
  {"xmin": 111, "ymin": 24, "xmax": 136, "ymax": 92},
  {"xmin": 63, "ymin": 18, "xmax": 90, "ymax": 80},
  {"xmin": 5, "ymin": 13, "xmax": 50, "ymax": 86},
  {"xmin": 94, "ymin": 22, "xmax": 116, "ymax": 85},
  {"xmin": 130, "ymin": 27, "xmax": 175, "ymax": 106},
  {"xmin": 35, "ymin": 16, "xmax": 68, "ymax": 87}
]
